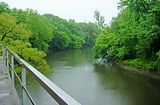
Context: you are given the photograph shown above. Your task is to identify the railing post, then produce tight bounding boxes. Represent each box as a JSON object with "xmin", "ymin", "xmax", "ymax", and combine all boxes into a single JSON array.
[
  {"xmin": 6, "ymin": 51, "xmax": 9, "ymax": 67},
  {"xmin": 2, "ymin": 45, "xmax": 6, "ymax": 64},
  {"xmin": 0, "ymin": 44, "xmax": 81, "ymax": 105},
  {"xmin": 22, "ymin": 67, "xmax": 26, "ymax": 105},
  {"xmin": 11, "ymin": 55, "xmax": 15, "ymax": 84}
]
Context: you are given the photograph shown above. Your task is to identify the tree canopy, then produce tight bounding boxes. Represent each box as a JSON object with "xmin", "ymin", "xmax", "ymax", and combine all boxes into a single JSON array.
[
  {"xmin": 93, "ymin": 0, "xmax": 160, "ymax": 71},
  {"xmin": 0, "ymin": 2, "xmax": 100, "ymax": 74},
  {"xmin": 43, "ymin": 14, "xmax": 100, "ymax": 50},
  {"xmin": 0, "ymin": 13, "xmax": 31, "ymax": 41},
  {"xmin": 94, "ymin": 10, "xmax": 105, "ymax": 29}
]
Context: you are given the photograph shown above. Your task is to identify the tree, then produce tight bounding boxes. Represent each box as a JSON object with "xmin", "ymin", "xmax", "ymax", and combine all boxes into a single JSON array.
[
  {"xmin": 19, "ymin": 10, "xmax": 54, "ymax": 51},
  {"xmin": 94, "ymin": 10, "xmax": 105, "ymax": 29},
  {"xmin": 0, "ymin": 2, "xmax": 9, "ymax": 13},
  {"xmin": 79, "ymin": 22, "xmax": 100, "ymax": 46},
  {"xmin": 6, "ymin": 40, "xmax": 50, "ymax": 74},
  {"xmin": 0, "ymin": 13, "xmax": 31, "ymax": 41},
  {"xmin": 93, "ymin": 0, "xmax": 160, "ymax": 71},
  {"xmin": 119, "ymin": 0, "xmax": 150, "ymax": 13},
  {"xmin": 0, "ymin": 4, "xmax": 51, "ymax": 74},
  {"xmin": 44, "ymin": 14, "xmax": 100, "ymax": 50}
]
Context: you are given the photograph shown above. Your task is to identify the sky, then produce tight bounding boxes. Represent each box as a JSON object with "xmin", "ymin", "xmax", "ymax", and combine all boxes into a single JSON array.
[{"xmin": 1, "ymin": 0, "xmax": 120, "ymax": 24}]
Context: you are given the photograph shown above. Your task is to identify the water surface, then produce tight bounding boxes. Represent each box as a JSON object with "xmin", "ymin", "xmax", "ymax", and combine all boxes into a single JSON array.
[{"xmin": 24, "ymin": 48, "xmax": 160, "ymax": 105}]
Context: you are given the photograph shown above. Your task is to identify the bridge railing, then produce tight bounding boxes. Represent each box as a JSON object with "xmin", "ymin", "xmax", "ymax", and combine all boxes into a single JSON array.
[{"xmin": 0, "ymin": 44, "xmax": 81, "ymax": 105}]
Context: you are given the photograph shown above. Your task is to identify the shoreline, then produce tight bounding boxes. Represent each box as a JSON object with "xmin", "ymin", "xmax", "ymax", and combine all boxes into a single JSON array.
[{"xmin": 119, "ymin": 63, "xmax": 160, "ymax": 80}]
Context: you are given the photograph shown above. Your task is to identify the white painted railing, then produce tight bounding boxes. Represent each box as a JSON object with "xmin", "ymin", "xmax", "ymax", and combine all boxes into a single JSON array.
[{"xmin": 0, "ymin": 44, "xmax": 81, "ymax": 105}]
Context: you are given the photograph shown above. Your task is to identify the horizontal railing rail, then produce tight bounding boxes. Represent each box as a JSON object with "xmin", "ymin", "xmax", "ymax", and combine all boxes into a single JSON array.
[{"xmin": 0, "ymin": 44, "xmax": 81, "ymax": 105}]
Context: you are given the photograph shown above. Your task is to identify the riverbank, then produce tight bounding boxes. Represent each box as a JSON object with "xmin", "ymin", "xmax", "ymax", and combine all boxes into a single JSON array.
[
  {"xmin": 42, "ymin": 49, "xmax": 160, "ymax": 105},
  {"xmin": 120, "ymin": 63, "xmax": 160, "ymax": 80}
]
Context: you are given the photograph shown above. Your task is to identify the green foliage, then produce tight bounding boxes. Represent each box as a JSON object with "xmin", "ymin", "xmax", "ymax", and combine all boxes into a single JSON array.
[
  {"xmin": 26, "ymin": 11, "xmax": 53, "ymax": 51},
  {"xmin": 94, "ymin": 10, "xmax": 105, "ymax": 29},
  {"xmin": 10, "ymin": 9, "xmax": 54, "ymax": 52},
  {"xmin": 124, "ymin": 59, "xmax": 145, "ymax": 68},
  {"xmin": 0, "ymin": 2, "xmax": 101, "ymax": 75},
  {"xmin": 0, "ymin": 2, "xmax": 10, "ymax": 13},
  {"xmin": 44, "ymin": 14, "xmax": 100, "ymax": 50},
  {"xmin": 0, "ymin": 13, "xmax": 31, "ymax": 41},
  {"xmin": 124, "ymin": 59, "xmax": 156, "ymax": 71},
  {"xmin": 0, "ymin": 3, "xmax": 51, "ymax": 74},
  {"xmin": 156, "ymin": 51, "xmax": 160, "ymax": 71},
  {"xmin": 5, "ymin": 40, "xmax": 50, "ymax": 74},
  {"xmin": 93, "ymin": 0, "xmax": 160, "ymax": 71},
  {"xmin": 79, "ymin": 22, "xmax": 100, "ymax": 46},
  {"xmin": 21, "ymin": 47, "xmax": 50, "ymax": 74},
  {"xmin": 93, "ymin": 28, "xmax": 115, "ymax": 59},
  {"xmin": 50, "ymin": 31, "xmax": 70, "ymax": 50},
  {"xmin": 93, "ymin": 26, "xmax": 132, "ymax": 60}
]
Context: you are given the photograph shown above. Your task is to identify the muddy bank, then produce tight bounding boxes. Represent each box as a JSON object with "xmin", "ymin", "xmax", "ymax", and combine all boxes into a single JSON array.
[{"xmin": 120, "ymin": 63, "xmax": 160, "ymax": 80}]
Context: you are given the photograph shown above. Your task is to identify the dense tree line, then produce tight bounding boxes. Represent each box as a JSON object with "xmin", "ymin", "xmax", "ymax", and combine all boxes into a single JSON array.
[
  {"xmin": 43, "ymin": 14, "xmax": 100, "ymax": 50},
  {"xmin": 93, "ymin": 0, "xmax": 160, "ymax": 71},
  {"xmin": 0, "ymin": 2, "xmax": 100, "ymax": 74}
]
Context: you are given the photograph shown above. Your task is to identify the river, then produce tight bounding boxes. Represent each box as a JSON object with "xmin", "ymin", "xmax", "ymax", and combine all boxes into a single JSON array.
[{"xmin": 21, "ymin": 48, "xmax": 160, "ymax": 105}]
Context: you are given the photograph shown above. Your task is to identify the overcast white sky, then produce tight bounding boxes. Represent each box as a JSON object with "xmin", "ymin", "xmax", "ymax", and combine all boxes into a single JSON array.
[{"xmin": 1, "ymin": 0, "xmax": 120, "ymax": 24}]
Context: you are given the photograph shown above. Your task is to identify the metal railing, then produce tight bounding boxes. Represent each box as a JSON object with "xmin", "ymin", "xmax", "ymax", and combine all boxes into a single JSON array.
[{"xmin": 0, "ymin": 44, "xmax": 81, "ymax": 105}]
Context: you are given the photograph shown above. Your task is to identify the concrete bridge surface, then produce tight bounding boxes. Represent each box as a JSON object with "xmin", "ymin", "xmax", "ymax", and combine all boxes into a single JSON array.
[{"xmin": 0, "ymin": 56, "xmax": 20, "ymax": 105}]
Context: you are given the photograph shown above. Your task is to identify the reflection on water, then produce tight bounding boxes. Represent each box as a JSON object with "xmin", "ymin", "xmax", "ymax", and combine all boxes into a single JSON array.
[
  {"xmin": 94, "ymin": 64, "xmax": 160, "ymax": 105},
  {"xmin": 17, "ymin": 48, "xmax": 160, "ymax": 105}
]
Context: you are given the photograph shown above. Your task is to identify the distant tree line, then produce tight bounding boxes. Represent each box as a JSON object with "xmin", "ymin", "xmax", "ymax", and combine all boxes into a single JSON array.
[{"xmin": 0, "ymin": 2, "xmax": 100, "ymax": 74}]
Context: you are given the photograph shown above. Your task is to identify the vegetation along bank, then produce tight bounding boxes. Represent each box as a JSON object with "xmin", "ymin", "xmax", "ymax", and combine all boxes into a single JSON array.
[
  {"xmin": 0, "ymin": 0, "xmax": 160, "ymax": 76},
  {"xmin": 93, "ymin": 0, "xmax": 160, "ymax": 73},
  {"xmin": 0, "ymin": 2, "xmax": 100, "ymax": 74}
]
